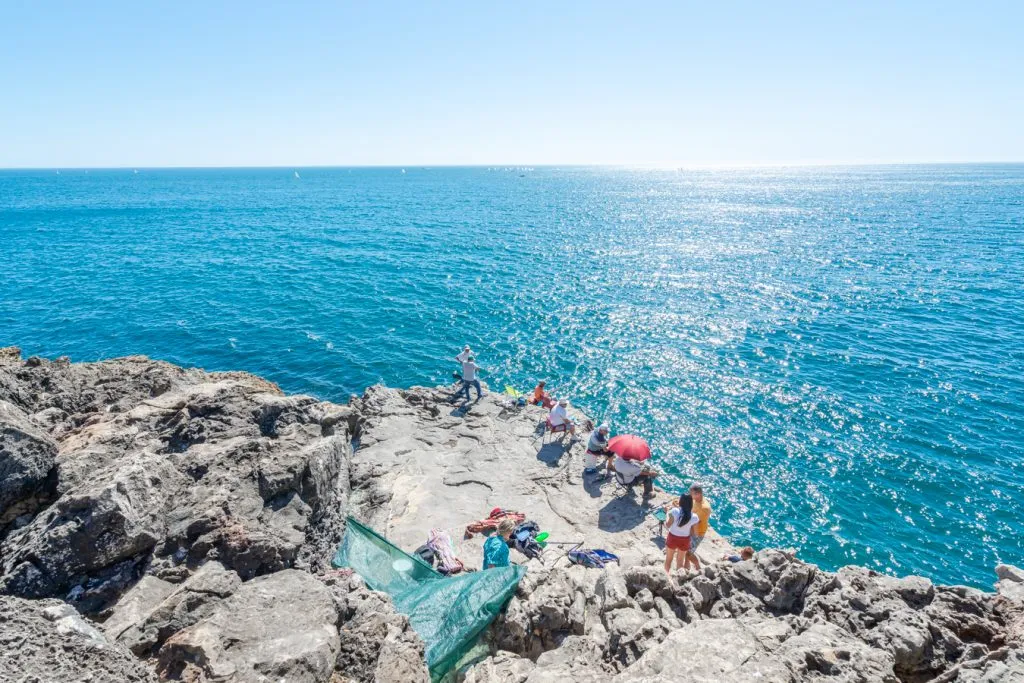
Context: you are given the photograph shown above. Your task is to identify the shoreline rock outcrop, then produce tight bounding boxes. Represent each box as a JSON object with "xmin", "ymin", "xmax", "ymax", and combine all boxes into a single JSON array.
[{"xmin": 0, "ymin": 348, "xmax": 1020, "ymax": 682}]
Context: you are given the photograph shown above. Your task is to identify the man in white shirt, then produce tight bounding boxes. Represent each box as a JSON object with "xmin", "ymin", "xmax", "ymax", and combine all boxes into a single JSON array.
[
  {"xmin": 458, "ymin": 356, "xmax": 482, "ymax": 402},
  {"xmin": 548, "ymin": 399, "xmax": 576, "ymax": 436},
  {"xmin": 455, "ymin": 345, "xmax": 473, "ymax": 364},
  {"xmin": 613, "ymin": 455, "xmax": 656, "ymax": 498}
]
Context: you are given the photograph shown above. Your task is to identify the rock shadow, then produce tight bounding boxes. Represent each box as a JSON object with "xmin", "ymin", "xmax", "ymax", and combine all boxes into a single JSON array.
[{"xmin": 597, "ymin": 495, "xmax": 650, "ymax": 532}]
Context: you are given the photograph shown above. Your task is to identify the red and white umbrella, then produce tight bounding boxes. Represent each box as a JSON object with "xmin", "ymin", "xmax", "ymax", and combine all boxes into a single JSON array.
[{"xmin": 607, "ymin": 434, "xmax": 651, "ymax": 461}]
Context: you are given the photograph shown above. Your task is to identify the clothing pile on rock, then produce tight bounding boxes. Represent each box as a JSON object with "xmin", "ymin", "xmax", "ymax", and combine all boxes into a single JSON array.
[
  {"xmin": 415, "ymin": 529, "xmax": 467, "ymax": 575},
  {"xmin": 465, "ymin": 507, "xmax": 526, "ymax": 537}
]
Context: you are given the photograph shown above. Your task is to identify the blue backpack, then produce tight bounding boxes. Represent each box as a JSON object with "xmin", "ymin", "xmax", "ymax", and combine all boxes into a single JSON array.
[{"xmin": 568, "ymin": 548, "xmax": 620, "ymax": 569}]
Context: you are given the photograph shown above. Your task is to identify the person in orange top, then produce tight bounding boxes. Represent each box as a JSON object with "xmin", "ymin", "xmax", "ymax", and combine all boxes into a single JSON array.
[
  {"xmin": 687, "ymin": 484, "xmax": 712, "ymax": 570},
  {"xmin": 532, "ymin": 381, "xmax": 554, "ymax": 408}
]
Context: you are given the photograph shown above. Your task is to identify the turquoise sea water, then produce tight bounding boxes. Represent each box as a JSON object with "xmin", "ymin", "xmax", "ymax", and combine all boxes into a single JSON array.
[{"xmin": 2, "ymin": 165, "xmax": 1022, "ymax": 588}]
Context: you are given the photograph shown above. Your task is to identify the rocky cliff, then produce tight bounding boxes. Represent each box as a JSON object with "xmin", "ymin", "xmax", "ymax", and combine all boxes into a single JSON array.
[{"xmin": 0, "ymin": 348, "xmax": 1021, "ymax": 682}]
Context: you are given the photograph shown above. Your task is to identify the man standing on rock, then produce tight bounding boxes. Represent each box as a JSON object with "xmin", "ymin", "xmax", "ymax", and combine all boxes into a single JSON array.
[
  {"xmin": 688, "ymin": 484, "xmax": 711, "ymax": 570},
  {"xmin": 455, "ymin": 344, "xmax": 473, "ymax": 364},
  {"xmin": 458, "ymin": 355, "xmax": 483, "ymax": 402}
]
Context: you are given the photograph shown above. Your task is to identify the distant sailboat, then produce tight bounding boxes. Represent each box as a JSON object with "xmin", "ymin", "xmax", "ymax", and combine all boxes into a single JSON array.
[
  {"xmin": 400, "ymin": 168, "xmax": 406, "ymax": 174},
  {"xmin": 294, "ymin": 170, "xmax": 300, "ymax": 179},
  {"xmin": 55, "ymin": 170, "xmax": 61, "ymax": 175},
  {"xmin": 133, "ymin": 169, "xmax": 139, "ymax": 174}
]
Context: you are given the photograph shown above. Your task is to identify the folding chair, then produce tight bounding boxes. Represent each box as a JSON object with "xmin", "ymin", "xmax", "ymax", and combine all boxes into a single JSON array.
[
  {"xmin": 543, "ymin": 416, "xmax": 570, "ymax": 443},
  {"xmin": 612, "ymin": 471, "xmax": 637, "ymax": 498}
]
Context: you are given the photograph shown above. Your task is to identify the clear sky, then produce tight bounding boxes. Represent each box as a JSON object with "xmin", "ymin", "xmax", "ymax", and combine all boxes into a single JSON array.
[{"xmin": 1, "ymin": 1, "xmax": 1022, "ymax": 167}]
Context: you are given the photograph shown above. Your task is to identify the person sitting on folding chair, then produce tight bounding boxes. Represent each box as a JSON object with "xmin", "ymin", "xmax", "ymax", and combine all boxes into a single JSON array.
[
  {"xmin": 532, "ymin": 380, "xmax": 555, "ymax": 409},
  {"xmin": 613, "ymin": 454, "xmax": 657, "ymax": 499},
  {"xmin": 547, "ymin": 399, "xmax": 576, "ymax": 436}
]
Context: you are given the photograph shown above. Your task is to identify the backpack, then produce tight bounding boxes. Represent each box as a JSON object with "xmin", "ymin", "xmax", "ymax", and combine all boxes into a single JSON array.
[
  {"xmin": 512, "ymin": 521, "xmax": 543, "ymax": 560},
  {"xmin": 568, "ymin": 548, "xmax": 621, "ymax": 569},
  {"xmin": 414, "ymin": 543, "xmax": 437, "ymax": 567}
]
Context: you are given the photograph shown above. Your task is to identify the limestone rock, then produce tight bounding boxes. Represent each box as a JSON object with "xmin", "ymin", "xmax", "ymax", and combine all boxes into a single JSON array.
[
  {"xmin": 528, "ymin": 635, "xmax": 614, "ymax": 681},
  {"xmin": 618, "ymin": 617, "xmax": 898, "ymax": 682},
  {"xmin": 998, "ymin": 565, "xmax": 1024, "ymax": 584},
  {"xmin": 491, "ymin": 563, "xmax": 587, "ymax": 659},
  {"xmin": 0, "ymin": 352, "xmax": 353, "ymax": 610},
  {"xmin": 2, "ymin": 351, "xmax": 1023, "ymax": 683},
  {"xmin": 595, "ymin": 567, "xmax": 633, "ymax": 612},
  {"xmin": 462, "ymin": 650, "xmax": 536, "ymax": 682},
  {"xmin": 0, "ymin": 399, "xmax": 58, "ymax": 527},
  {"xmin": 102, "ymin": 574, "xmax": 177, "ymax": 642},
  {"xmin": 0, "ymin": 594, "xmax": 156, "ymax": 682},
  {"xmin": 617, "ymin": 618, "xmax": 793, "ymax": 682},
  {"xmin": 319, "ymin": 570, "xmax": 430, "ymax": 683},
  {"xmin": 998, "ymin": 565, "xmax": 1024, "ymax": 606},
  {"xmin": 157, "ymin": 569, "xmax": 340, "ymax": 683},
  {"xmin": 111, "ymin": 561, "xmax": 241, "ymax": 656},
  {"xmin": 942, "ymin": 646, "xmax": 1024, "ymax": 682}
]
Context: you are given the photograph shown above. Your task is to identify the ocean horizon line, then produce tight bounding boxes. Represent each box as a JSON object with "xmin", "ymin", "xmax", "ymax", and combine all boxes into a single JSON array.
[{"xmin": 2, "ymin": 160, "xmax": 1024, "ymax": 172}]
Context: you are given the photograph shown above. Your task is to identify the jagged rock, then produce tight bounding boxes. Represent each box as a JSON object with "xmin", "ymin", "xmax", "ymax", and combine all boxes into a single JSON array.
[
  {"xmin": 0, "ymin": 594, "xmax": 156, "ymax": 682},
  {"xmin": 776, "ymin": 622, "xmax": 899, "ymax": 682},
  {"xmin": 462, "ymin": 651, "xmax": 536, "ymax": 682},
  {"xmin": 618, "ymin": 617, "xmax": 898, "ymax": 682},
  {"xmin": 0, "ymin": 352, "xmax": 352, "ymax": 609},
  {"xmin": 800, "ymin": 565, "xmax": 1004, "ymax": 680},
  {"xmin": 998, "ymin": 565, "xmax": 1024, "ymax": 605},
  {"xmin": 1, "ymin": 453, "xmax": 178, "ymax": 609},
  {"xmin": 2, "ymin": 351, "xmax": 1023, "ymax": 683},
  {"xmin": 941, "ymin": 646, "xmax": 1024, "ymax": 682},
  {"xmin": 110, "ymin": 561, "xmax": 241, "ymax": 656},
  {"xmin": 466, "ymin": 637, "xmax": 612, "ymax": 683},
  {"xmin": 998, "ymin": 565, "xmax": 1024, "ymax": 584},
  {"xmin": 529, "ymin": 635, "xmax": 613, "ymax": 681},
  {"xmin": 595, "ymin": 567, "xmax": 633, "ymax": 612},
  {"xmin": 157, "ymin": 569, "xmax": 340, "ymax": 683},
  {"xmin": 0, "ymin": 399, "xmax": 58, "ymax": 527},
  {"xmin": 617, "ymin": 617, "xmax": 792, "ymax": 681},
  {"xmin": 102, "ymin": 575, "xmax": 178, "ymax": 642},
  {"xmin": 491, "ymin": 563, "xmax": 587, "ymax": 659},
  {"xmin": 604, "ymin": 606, "xmax": 674, "ymax": 668},
  {"xmin": 319, "ymin": 571, "xmax": 429, "ymax": 683}
]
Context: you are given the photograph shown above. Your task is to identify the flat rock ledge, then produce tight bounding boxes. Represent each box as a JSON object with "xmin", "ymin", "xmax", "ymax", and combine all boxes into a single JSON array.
[{"xmin": 0, "ymin": 348, "xmax": 1021, "ymax": 682}]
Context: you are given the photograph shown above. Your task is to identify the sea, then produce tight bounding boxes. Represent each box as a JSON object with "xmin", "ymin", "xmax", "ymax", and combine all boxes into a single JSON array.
[{"xmin": 2, "ymin": 165, "xmax": 1022, "ymax": 589}]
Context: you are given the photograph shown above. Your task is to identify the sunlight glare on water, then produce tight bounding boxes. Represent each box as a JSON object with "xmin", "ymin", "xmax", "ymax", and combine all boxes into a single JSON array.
[{"xmin": 2, "ymin": 164, "xmax": 1022, "ymax": 588}]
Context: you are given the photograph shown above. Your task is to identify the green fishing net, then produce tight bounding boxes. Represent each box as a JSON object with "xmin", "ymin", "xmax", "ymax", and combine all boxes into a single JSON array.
[{"xmin": 333, "ymin": 517, "xmax": 525, "ymax": 680}]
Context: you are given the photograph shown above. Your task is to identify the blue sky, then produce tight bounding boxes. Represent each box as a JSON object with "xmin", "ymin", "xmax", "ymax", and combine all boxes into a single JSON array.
[{"xmin": 1, "ymin": 1, "xmax": 1022, "ymax": 166}]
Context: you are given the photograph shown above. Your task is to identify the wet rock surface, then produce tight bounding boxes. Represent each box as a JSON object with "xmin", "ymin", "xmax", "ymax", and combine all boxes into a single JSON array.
[{"xmin": 0, "ymin": 349, "xmax": 1021, "ymax": 682}]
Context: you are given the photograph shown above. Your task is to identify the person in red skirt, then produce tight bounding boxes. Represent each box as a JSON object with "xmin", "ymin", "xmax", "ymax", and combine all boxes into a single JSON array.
[{"xmin": 663, "ymin": 493, "xmax": 700, "ymax": 574}]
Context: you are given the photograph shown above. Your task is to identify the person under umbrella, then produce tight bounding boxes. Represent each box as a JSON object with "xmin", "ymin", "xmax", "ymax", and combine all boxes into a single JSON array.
[{"xmin": 608, "ymin": 434, "xmax": 658, "ymax": 498}]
